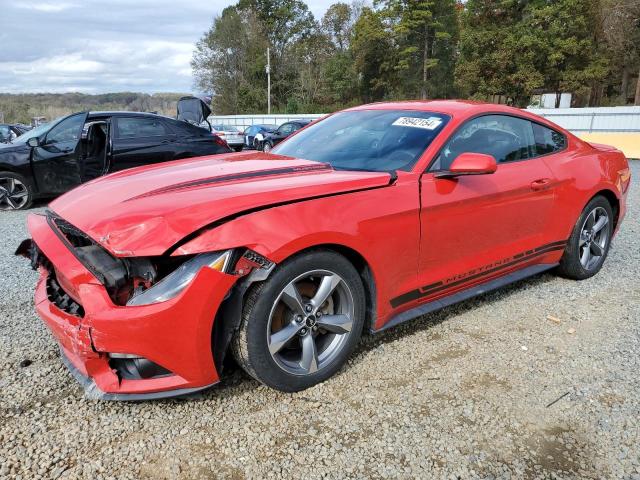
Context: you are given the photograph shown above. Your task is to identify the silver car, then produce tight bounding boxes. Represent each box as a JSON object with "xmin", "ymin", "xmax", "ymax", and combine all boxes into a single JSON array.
[{"xmin": 211, "ymin": 124, "xmax": 244, "ymax": 152}]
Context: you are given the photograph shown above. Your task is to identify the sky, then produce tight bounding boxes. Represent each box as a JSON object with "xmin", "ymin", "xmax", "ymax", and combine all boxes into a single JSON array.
[{"xmin": 0, "ymin": 0, "xmax": 336, "ymax": 94}]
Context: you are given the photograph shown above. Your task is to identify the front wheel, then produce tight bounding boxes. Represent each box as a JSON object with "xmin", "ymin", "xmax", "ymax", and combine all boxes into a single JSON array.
[
  {"xmin": 557, "ymin": 195, "xmax": 614, "ymax": 280},
  {"xmin": 232, "ymin": 250, "xmax": 365, "ymax": 392},
  {"xmin": 262, "ymin": 142, "xmax": 273, "ymax": 153},
  {"xmin": 0, "ymin": 172, "xmax": 34, "ymax": 210}
]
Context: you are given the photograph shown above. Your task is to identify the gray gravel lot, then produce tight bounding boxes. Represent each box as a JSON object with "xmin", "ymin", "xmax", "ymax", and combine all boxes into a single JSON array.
[{"xmin": 1, "ymin": 164, "xmax": 639, "ymax": 479}]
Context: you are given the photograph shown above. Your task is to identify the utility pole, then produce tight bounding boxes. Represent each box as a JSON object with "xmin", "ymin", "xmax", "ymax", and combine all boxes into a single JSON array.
[{"xmin": 266, "ymin": 47, "xmax": 271, "ymax": 114}]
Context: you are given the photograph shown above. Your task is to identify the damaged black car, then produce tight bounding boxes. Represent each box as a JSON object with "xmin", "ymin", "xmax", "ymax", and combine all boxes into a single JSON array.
[{"xmin": 0, "ymin": 98, "xmax": 230, "ymax": 210}]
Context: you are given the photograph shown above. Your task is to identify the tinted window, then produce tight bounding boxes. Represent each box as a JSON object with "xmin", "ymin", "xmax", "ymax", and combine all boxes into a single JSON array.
[
  {"xmin": 116, "ymin": 117, "xmax": 168, "ymax": 138},
  {"xmin": 273, "ymin": 110, "xmax": 449, "ymax": 172},
  {"xmin": 532, "ymin": 123, "xmax": 566, "ymax": 155},
  {"xmin": 278, "ymin": 123, "xmax": 294, "ymax": 135},
  {"xmin": 0, "ymin": 126, "xmax": 11, "ymax": 142},
  {"xmin": 432, "ymin": 115, "xmax": 534, "ymax": 170},
  {"xmin": 46, "ymin": 114, "xmax": 84, "ymax": 144}
]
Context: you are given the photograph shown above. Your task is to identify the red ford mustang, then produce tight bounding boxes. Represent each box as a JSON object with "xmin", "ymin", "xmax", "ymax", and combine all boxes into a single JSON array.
[{"xmin": 17, "ymin": 101, "xmax": 631, "ymax": 400}]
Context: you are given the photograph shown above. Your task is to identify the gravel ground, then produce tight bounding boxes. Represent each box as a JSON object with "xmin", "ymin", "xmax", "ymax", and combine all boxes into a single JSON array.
[{"xmin": 1, "ymin": 164, "xmax": 639, "ymax": 480}]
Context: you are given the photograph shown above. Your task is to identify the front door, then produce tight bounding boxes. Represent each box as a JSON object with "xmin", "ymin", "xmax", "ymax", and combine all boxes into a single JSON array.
[
  {"xmin": 415, "ymin": 114, "xmax": 557, "ymax": 305},
  {"xmin": 31, "ymin": 113, "xmax": 87, "ymax": 194}
]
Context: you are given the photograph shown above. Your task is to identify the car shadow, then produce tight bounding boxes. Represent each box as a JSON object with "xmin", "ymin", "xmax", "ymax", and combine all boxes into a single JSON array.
[{"xmin": 162, "ymin": 269, "xmax": 560, "ymax": 404}]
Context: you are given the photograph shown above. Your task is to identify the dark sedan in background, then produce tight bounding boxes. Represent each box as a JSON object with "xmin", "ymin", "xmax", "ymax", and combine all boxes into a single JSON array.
[
  {"xmin": 259, "ymin": 120, "xmax": 312, "ymax": 152},
  {"xmin": 0, "ymin": 111, "xmax": 230, "ymax": 210},
  {"xmin": 243, "ymin": 124, "xmax": 277, "ymax": 149}
]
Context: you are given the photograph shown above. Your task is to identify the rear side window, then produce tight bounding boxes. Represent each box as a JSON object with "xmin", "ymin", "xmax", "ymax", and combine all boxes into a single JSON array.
[
  {"xmin": 532, "ymin": 123, "xmax": 566, "ymax": 155},
  {"xmin": 116, "ymin": 117, "xmax": 168, "ymax": 138}
]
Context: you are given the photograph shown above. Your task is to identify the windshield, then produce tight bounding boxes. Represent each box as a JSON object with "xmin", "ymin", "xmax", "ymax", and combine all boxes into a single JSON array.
[
  {"xmin": 12, "ymin": 118, "xmax": 60, "ymax": 144},
  {"xmin": 273, "ymin": 110, "xmax": 449, "ymax": 172}
]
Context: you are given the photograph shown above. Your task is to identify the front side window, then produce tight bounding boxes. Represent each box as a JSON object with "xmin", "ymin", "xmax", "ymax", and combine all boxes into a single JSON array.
[
  {"xmin": 278, "ymin": 123, "xmax": 294, "ymax": 135},
  {"xmin": 46, "ymin": 114, "xmax": 85, "ymax": 144},
  {"xmin": 431, "ymin": 114, "xmax": 534, "ymax": 170},
  {"xmin": 532, "ymin": 123, "xmax": 566, "ymax": 155},
  {"xmin": 116, "ymin": 117, "xmax": 168, "ymax": 139},
  {"xmin": 273, "ymin": 110, "xmax": 450, "ymax": 172}
]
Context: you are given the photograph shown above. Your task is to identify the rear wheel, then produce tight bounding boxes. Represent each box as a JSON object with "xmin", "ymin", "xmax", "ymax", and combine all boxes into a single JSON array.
[
  {"xmin": 262, "ymin": 142, "xmax": 273, "ymax": 153},
  {"xmin": 234, "ymin": 145, "xmax": 244, "ymax": 152},
  {"xmin": 0, "ymin": 172, "xmax": 33, "ymax": 210},
  {"xmin": 557, "ymin": 195, "xmax": 613, "ymax": 280},
  {"xmin": 232, "ymin": 250, "xmax": 365, "ymax": 392}
]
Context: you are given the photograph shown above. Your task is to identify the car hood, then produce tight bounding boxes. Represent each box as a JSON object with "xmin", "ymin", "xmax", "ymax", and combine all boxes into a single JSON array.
[
  {"xmin": 0, "ymin": 143, "xmax": 29, "ymax": 154},
  {"xmin": 50, "ymin": 152, "xmax": 392, "ymax": 257}
]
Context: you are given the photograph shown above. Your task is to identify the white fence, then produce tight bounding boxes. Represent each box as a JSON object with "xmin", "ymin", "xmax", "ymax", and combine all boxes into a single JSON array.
[
  {"xmin": 527, "ymin": 106, "xmax": 640, "ymax": 133},
  {"xmin": 210, "ymin": 107, "xmax": 640, "ymax": 133},
  {"xmin": 208, "ymin": 114, "xmax": 324, "ymax": 130}
]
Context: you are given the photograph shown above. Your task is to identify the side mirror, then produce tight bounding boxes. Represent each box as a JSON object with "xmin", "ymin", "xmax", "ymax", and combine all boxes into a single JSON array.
[
  {"xmin": 27, "ymin": 137, "xmax": 40, "ymax": 147},
  {"xmin": 436, "ymin": 153, "xmax": 497, "ymax": 178}
]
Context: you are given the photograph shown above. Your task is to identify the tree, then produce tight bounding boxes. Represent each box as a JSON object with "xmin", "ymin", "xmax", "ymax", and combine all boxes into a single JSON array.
[
  {"xmin": 456, "ymin": 0, "xmax": 543, "ymax": 106},
  {"xmin": 380, "ymin": 0, "xmax": 459, "ymax": 99},
  {"xmin": 456, "ymin": 0, "xmax": 610, "ymax": 107},
  {"xmin": 599, "ymin": 0, "xmax": 640, "ymax": 104},
  {"xmin": 192, "ymin": 7, "xmax": 268, "ymax": 113},
  {"xmin": 351, "ymin": 7, "xmax": 394, "ymax": 102}
]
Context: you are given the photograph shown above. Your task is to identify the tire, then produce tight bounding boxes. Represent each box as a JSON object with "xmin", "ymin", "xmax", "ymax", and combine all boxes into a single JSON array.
[
  {"xmin": 234, "ymin": 145, "xmax": 244, "ymax": 152},
  {"xmin": 232, "ymin": 250, "xmax": 366, "ymax": 392},
  {"xmin": 0, "ymin": 171, "xmax": 34, "ymax": 211},
  {"xmin": 262, "ymin": 142, "xmax": 273, "ymax": 153},
  {"xmin": 556, "ymin": 195, "xmax": 614, "ymax": 280}
]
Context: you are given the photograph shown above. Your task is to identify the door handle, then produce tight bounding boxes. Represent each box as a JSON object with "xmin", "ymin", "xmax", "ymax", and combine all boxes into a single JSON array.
[{"xmin": 530, "ymin": 178, "xmax": 551, "ymax": 191}]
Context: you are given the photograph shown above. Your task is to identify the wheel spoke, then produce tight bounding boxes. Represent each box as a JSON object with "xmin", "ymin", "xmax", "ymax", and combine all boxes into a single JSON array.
[
  {"xmin": 281, "ymin": 282, "xmax": 305, "ymax": 315},
  {"xmin": 268, "ymin": 321, "xmax": 302, "ymax": 354},
  {"xmin": 7, "ymin": 178, "xmax": 15, "ymax": 194},
  {"xmin": 580, "ymin": 246, "xmax": 591, "ymax": 267},
  {"xmin": 585, "ymin": 210, "xmax": 596, "ymax": 230},
  {"xmin": 311, "ymin": 274, "xmax": 341, "ymax": 310},
  {"xmin": 10, "ymin": 190, "xmax": 27, "ymax": 199},
  {"xmin": 5, "ymin": 196, "xmax": 18, "ymax": 209},
  {"xmin": 592, "ymin": 215, "xmax": 608, "ymax": 233},
  {"xmin": 317, "ymin": 314, "xmax": 352, "ymax": 334},
  {"xmin": 300, "ymin": 334, "xmax": 318, "ymax": 374},
  {"xmin": 590, "ymin": 241, "xmax": 604, "ymax": 257}
]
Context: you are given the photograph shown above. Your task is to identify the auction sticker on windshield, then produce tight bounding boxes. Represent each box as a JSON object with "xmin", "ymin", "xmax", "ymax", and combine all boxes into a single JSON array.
[{"xmin": 392, "ymin": 116, "xmax": 443, "ymax": 130}]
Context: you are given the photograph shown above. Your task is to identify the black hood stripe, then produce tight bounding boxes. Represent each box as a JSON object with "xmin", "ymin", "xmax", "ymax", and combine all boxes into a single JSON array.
[{"xmin": 127, "ymin": 163, "xmax": 332, "ymax": 201}]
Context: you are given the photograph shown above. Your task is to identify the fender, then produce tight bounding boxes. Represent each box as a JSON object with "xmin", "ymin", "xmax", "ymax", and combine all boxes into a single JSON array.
[{"xmin": 172, "ymin": 172, "xmax": 423, "ymax": 328}]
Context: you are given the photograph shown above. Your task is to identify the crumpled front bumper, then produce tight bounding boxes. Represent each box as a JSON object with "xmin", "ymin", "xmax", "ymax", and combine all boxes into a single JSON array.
[{"xmin": 26, "ymin": 213, "xmax": 238, "ymax": 400}]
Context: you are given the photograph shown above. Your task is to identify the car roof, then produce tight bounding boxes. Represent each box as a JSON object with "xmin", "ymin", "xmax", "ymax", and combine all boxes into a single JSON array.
[
  {"xmin": 343, "ymin": 99, "xmax": 567, "ymax": 131},
  {"xmin": 87, "ymin": 111, "xmax": 170, "ymax": 119},
  {"xmin": 346, "ymin": 100, "xmax": 524, "ymax": 118}
]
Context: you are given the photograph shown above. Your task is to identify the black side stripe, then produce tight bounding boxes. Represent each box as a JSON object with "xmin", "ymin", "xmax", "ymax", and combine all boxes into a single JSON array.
[{"xmin": 390, "ymin": 240, "xmax": 566, "ymax": 308}]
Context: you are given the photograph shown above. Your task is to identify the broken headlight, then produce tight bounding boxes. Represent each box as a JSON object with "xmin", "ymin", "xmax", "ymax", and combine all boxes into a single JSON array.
[{"xmin": 126, "ymin": 250, "xmax": 232, "ymax": 306}]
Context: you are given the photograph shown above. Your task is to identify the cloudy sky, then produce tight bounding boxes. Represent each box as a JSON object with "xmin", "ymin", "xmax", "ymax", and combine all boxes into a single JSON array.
[{"xmin": 0, "ymin": 0, "xmax": 335, "ymax": 94}]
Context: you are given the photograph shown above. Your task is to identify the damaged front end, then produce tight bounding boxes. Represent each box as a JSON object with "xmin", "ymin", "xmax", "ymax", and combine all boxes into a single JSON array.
[{"xmin": 16, "ymin": 211, "xmax": 274, "ymax": 400}]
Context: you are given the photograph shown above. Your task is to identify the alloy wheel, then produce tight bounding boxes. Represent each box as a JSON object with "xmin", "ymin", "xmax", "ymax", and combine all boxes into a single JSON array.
[
  {"xmin": 578, "ymin": 206, "xmax": 610, "ymax": 271},
  {"xmin": 0, "ymin": 177, "xmax": 29, "ymax": 210},
  {"xmin": 263, "ymin": 143, "xmax": 272, "ymax": 153},
  {"xmin": 267, "ymin": 270, "xmax": 355, "ymax": 376}
]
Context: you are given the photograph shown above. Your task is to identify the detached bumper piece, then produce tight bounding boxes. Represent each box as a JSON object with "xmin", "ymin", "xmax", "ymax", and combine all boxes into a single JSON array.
[{"xmin": 20, "ymin": 213, "xmax": 238, "ymax": 401}]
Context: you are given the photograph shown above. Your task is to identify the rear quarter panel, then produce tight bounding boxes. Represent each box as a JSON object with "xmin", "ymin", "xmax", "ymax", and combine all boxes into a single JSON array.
[{"xmin": 543, "ymin": 136, "xmax": 630, "ymax": 239}]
